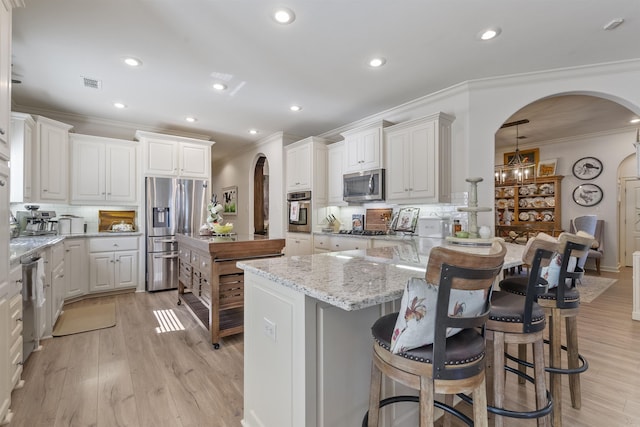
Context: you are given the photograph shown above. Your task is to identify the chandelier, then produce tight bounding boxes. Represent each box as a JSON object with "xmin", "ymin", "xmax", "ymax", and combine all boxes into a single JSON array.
[{"xmin": 495, "ymin": 119, "xmax": 535, "ymax": 184}]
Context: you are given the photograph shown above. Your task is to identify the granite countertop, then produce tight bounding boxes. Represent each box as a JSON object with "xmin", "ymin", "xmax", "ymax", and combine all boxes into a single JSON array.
[
  {"xmin": 238, "ymin": 239, "xmax": 524, "ymax": 311},
  {"xmin": 9, "ymin": 235, "xmax": 66, "ymax": 266}
]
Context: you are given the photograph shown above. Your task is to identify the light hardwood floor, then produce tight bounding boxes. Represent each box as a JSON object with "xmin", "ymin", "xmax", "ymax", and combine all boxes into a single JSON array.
[{"xmin": 9, "ymin": 268, "xmax": 640, "ymax": 426}]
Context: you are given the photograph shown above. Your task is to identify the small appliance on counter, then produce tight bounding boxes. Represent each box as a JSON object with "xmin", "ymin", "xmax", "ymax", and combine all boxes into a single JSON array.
[
  {"xmin": 16, "ymin": 205, "xmax": 58, "ymax": 236},
  {"xmin": 417, "ymin": 217, "xmax": 449, "ymax": 238},
  {"xmin": 9, "ymin": 212, "xmax": 20, "ymax": 238},
  {"xmin": 58, "ymin": 215, "xmax": 85, "ymax": 234}
]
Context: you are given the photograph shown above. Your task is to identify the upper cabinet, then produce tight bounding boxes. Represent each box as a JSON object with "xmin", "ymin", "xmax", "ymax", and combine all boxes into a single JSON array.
[
  {"xmin": 136, "ymin": 130, "xmax": 214, "ymax": 179},
  {"xmin": 0, "ymin": 5, "xmax": 11, "ymax": 161},
  {"xmin": 285, "ymin": 137, "xmax": 328, "ymax": 204},
  {"xmin": 34, "ymin": 115, "xmax": 73, "ymax": 202},
  {"xmin": 70, "ymin": 134, "xmax": 138, "ymax": 204},
  {"xmin": 9, "ymin": 113, "xmax": 34, "ymax": 203},
  {"xmin": 341, "ymin": 120, "xmax": 392, "ymax": 173},
  {"xmin": 327, "ymin": 141, "xmax": 347, "ymax": 206},
  {"xmin": 384, "ymin": 113, "xmax": 454, "ymax": 204}
]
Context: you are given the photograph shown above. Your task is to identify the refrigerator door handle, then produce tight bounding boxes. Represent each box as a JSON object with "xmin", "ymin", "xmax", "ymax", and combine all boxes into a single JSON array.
[{"xmin": 154, "ymin": 238, "xmax": 177, "ymax": 244}]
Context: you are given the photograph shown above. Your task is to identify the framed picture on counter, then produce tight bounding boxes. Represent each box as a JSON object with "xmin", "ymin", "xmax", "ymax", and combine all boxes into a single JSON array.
[
  {"xmin": 222, "ymin": 186, "xmax": 238, "ymax": 215},
  {"xmin": 394, "ymin": 207, "xmax": 420, "ymax": 233}
]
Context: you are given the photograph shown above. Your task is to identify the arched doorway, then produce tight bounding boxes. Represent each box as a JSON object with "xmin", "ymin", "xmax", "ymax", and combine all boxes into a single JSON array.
[
  {"xmin": 253, "ymin": 156, "xmax": 269, "ymax": 235},
  {"xmin": 494, "ymin": 93, "xmax": 640, "ymax": 272}
]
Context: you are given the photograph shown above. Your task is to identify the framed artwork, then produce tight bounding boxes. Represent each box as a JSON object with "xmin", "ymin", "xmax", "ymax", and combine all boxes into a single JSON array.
[
  {"xmin": 572, "ymin": 156, "xmax": 603, "ymax": 180},
  {"xmin": 537, "ymin": 159, "xmax": 557, "ymax": 177},
  {"xmin": 503, "ymin": 148, "xmax": 539, "ymax": 167},
  {"xmin": 572, "ymin": 183, "xmax": 603, "ymax": 207},
  {"xmin": 394, "ymin": 207, "xmax": 420, "ymax": 233},
  {"xmin": 222, "ymin": 186, "xmax": 238, "ymax": 215}
]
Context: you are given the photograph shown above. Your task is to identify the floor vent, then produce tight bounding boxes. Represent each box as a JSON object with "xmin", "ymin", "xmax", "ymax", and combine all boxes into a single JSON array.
[{"xmin": 82, "ymin": 76, "xmax": 102, "ymax": 89}]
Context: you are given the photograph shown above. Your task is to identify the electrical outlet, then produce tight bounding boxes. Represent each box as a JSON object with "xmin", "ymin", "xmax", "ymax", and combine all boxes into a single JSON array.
[{"xmin": 263, "ymin": 317, "xmax": 276, "ymax": 342}]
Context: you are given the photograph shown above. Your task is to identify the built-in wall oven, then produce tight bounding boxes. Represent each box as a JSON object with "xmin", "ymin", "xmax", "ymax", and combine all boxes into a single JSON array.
[{"xmin": 287, "ymin": 191, "xmax": 311, "ymax": 233}]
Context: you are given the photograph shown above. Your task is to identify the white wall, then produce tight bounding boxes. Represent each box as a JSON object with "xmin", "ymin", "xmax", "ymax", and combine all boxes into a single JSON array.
[{"xmin": 212, "ymin": 132, "xmax": 296, "ymax": 238}]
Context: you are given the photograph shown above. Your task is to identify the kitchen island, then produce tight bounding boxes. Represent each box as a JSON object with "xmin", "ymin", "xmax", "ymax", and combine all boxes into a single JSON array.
[
  {"xmin": 238, "ymin": 238, "xmax": 523, "ymax": 427},
  {"xmin": 175, "ymin": 233, "xmax": 285, "ymax": 348}
]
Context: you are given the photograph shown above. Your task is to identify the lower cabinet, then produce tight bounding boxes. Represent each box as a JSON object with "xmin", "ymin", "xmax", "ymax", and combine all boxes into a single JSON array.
[
  {"xmin": 7, "ymin": 265, "xmax": 23, "ymax": 391},
  {"xmin": 88, "ymin": 237, "xmax": 139, "ymax": 293},
  {"xmin": 285, "ymin": 232, "xmax": 312, "ymax": 256},
  {"xmin": 63, "ymin": 238, "xmax": 88, "ymax": 299}
]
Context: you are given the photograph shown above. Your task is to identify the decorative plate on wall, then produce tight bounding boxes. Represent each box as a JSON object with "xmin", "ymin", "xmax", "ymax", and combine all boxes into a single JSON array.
[
  {"xmin": 572, "ymin": 184, "xmax": 603, "ymax": 207},
  {"xmin": 572, "ymin": 156, "xmax": 603, "ymax": 180}
]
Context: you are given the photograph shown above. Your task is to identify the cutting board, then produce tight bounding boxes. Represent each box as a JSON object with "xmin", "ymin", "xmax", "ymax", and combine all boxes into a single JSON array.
[{"xmin": 365, "ymin": 208, "xmax": 393, "ymax": 231}]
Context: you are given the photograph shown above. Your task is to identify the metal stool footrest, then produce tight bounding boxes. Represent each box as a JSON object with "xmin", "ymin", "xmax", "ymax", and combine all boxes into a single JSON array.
[
  {"xmin": 361, "ymin": 395, "xmax": 473, "ymax": 427},
  {"xmin": 505, "ymin": 340, "xmax": 589, "ymax": 375}
]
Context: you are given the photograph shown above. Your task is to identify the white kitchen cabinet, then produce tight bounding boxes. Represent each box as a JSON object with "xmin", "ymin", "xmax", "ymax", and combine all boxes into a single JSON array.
[
  {"xmin": 341, "ymin": 121, "xmax": 391, "ymax": 173},
  {"xmin": 41, "ymin": 241, "xmax": 64, "ymax": 338},
  {"xmin": 7, "ymin": 266, "xmax": 22, "ymax": 391},
  {"xmin": 327, "ymin": 142, "xmax": 347, "ymax": 206},
  {"xmin": 9, "ymin": 113, "xmax": 34, "ymax": 203},
  {"xmin": 313, "ymin": 233, "xmax": 331, "ymax": 254},
  {"xmin": 70, "ymin": 134, "xmax": 137, "ymax": 204},
  {"xmin": 0, "ymin": 283, "xmax": 9, "ymax": 424},
  {"xmin": 136, "ymin": 130, "xmax": 213, "ymax": 179},
  {"xmin": 63, "ymin": 238, "xmax": 88, "ymax": 299},
  {"xmin": 285, "ymin": 142, "xmax": 311, "ymax": 191},
  {"xmin": 329, "ymin": 235, "xmax": 370, "ymax": 251},
  {"xmin": 34, "ymin": 115, "xmax": 73, "ymax": 202},
  {"xmin": 88, "ymin": 237, "xmax": 139, "ymax": 293},
  {"xmin": 285, "ymin": 136, "xmax": 328, "ymax": 208},
  {"xmin": 384, "ymin": 113, "xmax": 454, "ymax": 204},
  {"xmin": 285, "ymin": 232, "xmax": 312, "ymax": 256},
  {"xmin": 0, "ymin": 5, "xmax": 11, "ymax": 161}
]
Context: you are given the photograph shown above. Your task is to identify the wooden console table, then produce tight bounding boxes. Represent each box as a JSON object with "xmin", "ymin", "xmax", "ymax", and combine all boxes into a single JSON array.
[{"xmin": 176, "ymin": 233, "xmax": 285, "ymax": 348}]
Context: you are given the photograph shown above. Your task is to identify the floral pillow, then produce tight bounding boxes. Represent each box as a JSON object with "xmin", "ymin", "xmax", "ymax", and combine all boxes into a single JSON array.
[
  {"xmin": 540, "ymin": 252, "xmax": 577, "ymax": 289},
  {"xmin": 389, "ymin": 277, "xmax": 486, "ymax": 354}
]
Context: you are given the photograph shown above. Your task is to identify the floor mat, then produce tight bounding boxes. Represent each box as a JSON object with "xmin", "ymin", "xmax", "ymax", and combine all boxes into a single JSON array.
[
  {"xmin": 52, "ymin": 302, "xmax": 116, "ymax": 336},
  {"xmin": 579, "ymin": 275, "xmax": 617, "ymax": 303}
]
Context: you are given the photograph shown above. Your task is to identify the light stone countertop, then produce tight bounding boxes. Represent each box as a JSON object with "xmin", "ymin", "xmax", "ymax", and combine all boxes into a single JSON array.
[
  {"xmin": 9, "ymin": 231, "xmax": 143, "ymax": 266},
  {"xmin": 238, "ymin": 239, "xmax": 524, "ymax": 311}
]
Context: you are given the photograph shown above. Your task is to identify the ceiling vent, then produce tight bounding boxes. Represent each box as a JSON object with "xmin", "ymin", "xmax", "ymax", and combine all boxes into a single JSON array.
[{"xmin": 82, "ymin": 76, "xmax": 102, "ymax": 89}]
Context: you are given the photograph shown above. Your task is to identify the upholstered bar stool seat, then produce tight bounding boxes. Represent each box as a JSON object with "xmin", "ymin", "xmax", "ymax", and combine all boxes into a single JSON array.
[
  {"xmin": 487, "ymin": 244, "xmax": 555, "ymax": 427},
  {"xmin": 364, "ymin": 242, "xmax": 507, "ymax": 427},
  {"xmin": 499, "ymin": 233, "xmax": 592, "ymax": 427}
]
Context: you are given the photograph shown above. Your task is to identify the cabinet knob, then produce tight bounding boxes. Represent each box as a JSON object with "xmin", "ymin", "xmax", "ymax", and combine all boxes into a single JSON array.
[
  {"xmin": 0, "ymin": 128, "xmax": 5, "ymax": 135},
  {"xmin": 43, "ymin": 189, "xmax": 48, "ymax": 192},
  {"xmin": 16, "ymin": 318, "xmax": 22, "ymax": 322},
  {"xmin": 0, "ymin": 179, "xmax": 5, "ymax": 186}
]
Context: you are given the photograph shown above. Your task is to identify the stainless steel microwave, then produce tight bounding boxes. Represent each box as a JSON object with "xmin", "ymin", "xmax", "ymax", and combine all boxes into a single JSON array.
[{"xmin": 343, "ymin": 169, "xmax": 385, "ymax": 202}]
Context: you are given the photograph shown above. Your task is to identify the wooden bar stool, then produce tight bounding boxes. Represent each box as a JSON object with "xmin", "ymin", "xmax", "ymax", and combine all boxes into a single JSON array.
[
  {"xmin": 500, "ymin": 235, "xmax": 591, "ymax": 427},
  {"xmin": 486, "ymin": 241, "xmax": 557, "ymax": 427},
  {"xmin": 364, "ymin": 242, "xmax": 506, "ymax": 427}
]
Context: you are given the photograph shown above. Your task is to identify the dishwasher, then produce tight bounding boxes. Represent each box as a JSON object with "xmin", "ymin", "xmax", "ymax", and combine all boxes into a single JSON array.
[{"xmin": 22, "ymin": 255, "xmax": 43, "ymax": 362}]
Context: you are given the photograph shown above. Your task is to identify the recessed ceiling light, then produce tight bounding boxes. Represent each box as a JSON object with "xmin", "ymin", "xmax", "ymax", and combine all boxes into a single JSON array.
[
  {"xmin": 631, "ymin": 118, "xmax": 640, "ymax": 124},
  {"xmin": 185, "ymin": 117, "xmax": 197, "ymax": 123},
  {"xmin": 273, "ymin": 7, "xmax": 295, "ymax": 24},
  {"xmin": 123, "ymin": 57, "xmax": 142, "ymax": 67},
  {"xmin": 113, "ymin": 102, "xmax": 126, "ymax": 109},
  {"xmin": 213, "ymin": 83, "xmax": 227, "ymax": 91},
  {"xmin": 290, "ymin": 105, "xmax": 302, "ymax": 112},
  {"xmin": 368, "ymin": 57, "xmax": 386, "ymax": 68},
  {"xmin": 478, "ymin": 27, "xmax": 502, "ymax": 41},
  {"xmin": 249, "ymin": 129, "xmax": 259, "ymax": 135},
  {"xmin": 603, "ymin": 18, "xmax": 624, "ymax": 31}
]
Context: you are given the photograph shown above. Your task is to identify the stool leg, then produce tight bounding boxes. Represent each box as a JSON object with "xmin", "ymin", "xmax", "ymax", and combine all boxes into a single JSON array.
[
  {"xmin": 549, "ymin": 311, "xmax": 563, "ymax": 427},
  {"xmin": 443, "ymin": 395, "xmax": 454, "ymax": 427},
  {"xmin": 472, "ymin": 375, "xmax": 489, "ymax": 427},
  {"xmin": 419, "ymin": 376, "xmax": 435, "ymax": 427},
  {"xmin": 518, "ymin": 343, "xmax": 527, "ymax": 385},
  {"xmin": 566, "ymin": 315, "xmax": 582, "ymax": 409},
  {"xmin": 493, "ymin": 332, "xmax": 506, "ymax": 427},
  {"xmin": 533, "ymin": 337, "xmax": 550, "ymax": 427},
  {"xmin": 368, "ymin": 360, "xmax": 382, "ymax": 427}
]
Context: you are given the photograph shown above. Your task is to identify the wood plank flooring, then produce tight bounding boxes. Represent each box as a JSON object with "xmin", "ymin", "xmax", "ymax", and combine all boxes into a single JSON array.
[{"xmin": 9, "ymin": 268, "xmax": 640, "ymax": 426}]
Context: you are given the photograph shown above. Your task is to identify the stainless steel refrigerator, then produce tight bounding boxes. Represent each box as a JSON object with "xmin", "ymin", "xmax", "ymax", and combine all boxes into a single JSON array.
[{"xmin": 145, "ymin": 177, "xmax": 208, "ymax": 291}]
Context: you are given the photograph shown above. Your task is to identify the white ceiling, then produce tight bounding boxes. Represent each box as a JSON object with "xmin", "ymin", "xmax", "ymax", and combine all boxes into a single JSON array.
[{"xmin": 10, "ymin": 1, "xmax": 640, "ymax": 161}]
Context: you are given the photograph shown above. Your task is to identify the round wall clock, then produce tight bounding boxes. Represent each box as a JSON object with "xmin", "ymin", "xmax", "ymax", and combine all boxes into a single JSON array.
[
  {"xmin": 572, "ymin": 183, "xmax": 603, "ymax": 207},
  {"xmin": 572, "ymin": 156, "xmax": 603, "ymax": 180}
]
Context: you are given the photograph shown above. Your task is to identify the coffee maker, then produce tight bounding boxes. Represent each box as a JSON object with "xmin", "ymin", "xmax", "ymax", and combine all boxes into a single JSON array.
[{"xmin": 16, "ymin": 205, "xmax": 58, "ymax": 235}]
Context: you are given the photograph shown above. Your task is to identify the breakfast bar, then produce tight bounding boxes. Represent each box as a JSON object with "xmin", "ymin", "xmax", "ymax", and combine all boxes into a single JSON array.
[{"xmin": 238, "ymin": 238, "xmax": 523, "ymax": 427}]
